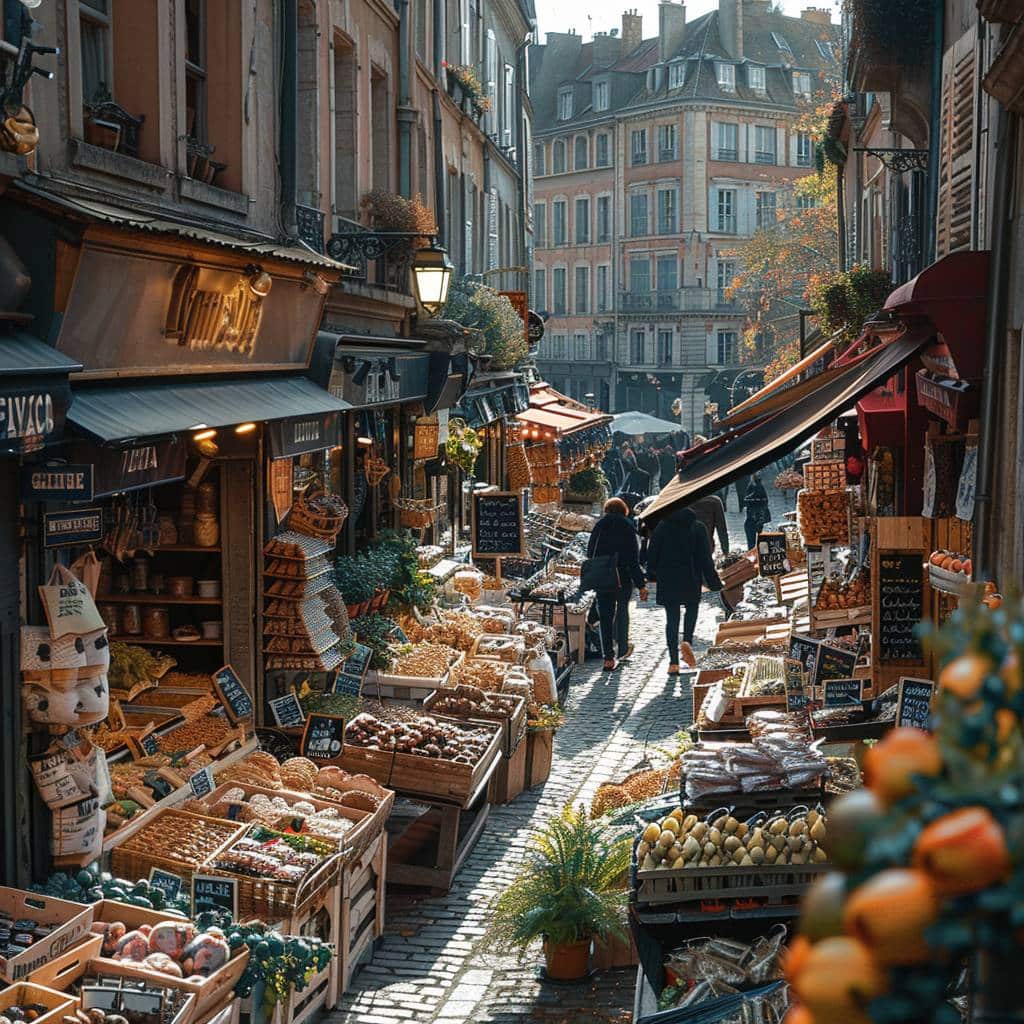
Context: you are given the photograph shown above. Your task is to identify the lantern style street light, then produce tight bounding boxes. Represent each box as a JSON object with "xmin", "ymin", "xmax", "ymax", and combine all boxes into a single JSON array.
[{"xmin": 412, "ymin": 242, "xmax": 454, "ymax": 317}]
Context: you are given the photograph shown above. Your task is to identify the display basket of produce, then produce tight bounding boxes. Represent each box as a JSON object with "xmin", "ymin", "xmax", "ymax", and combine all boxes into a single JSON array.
[
  {"xmin": 0, "ymin": 887, "xmax": 96, "ymax": 983},
  {"xmin": 796, "ymin": 488, "xmax": 851, "ymax": 545},
  {"xmin": 0, "ymin": 982, "xmax": 76, "ymax": 1024},
  {"xmin": 424, "ymin": 685, "xmax": 527, "ymax": 756},
  {"xmin": 470, "ymin": 634, "xmax": 527, "ymax": 665},
  {"xmin": 367, "ymin": 644, "xmax": 464, "ymax": 701},
  {"xmin": 288, "ymin": 489, "xmax": 349, "ymax": 540},
  {"xmin": 204, "ymin": 824, "xmax": 343, "ymax": 922},
  {"xmin": 338, "ymin": 711, "xmax": 503, "ymax": 807},
  {"xmin": 110, "ymin": 809, "xmax": 246, "ymax": 886},
  {"xmin": 926, "ymin": 550, "xmax": 979, "ymax": 597},
  {"xmin": 802, "ymin": 459, "xmax": 845, "ymax": 492}
]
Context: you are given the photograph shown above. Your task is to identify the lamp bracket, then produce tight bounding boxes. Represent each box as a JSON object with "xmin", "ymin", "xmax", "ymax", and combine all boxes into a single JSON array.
[
  {"xmin": 853, "ymin": 147, "xmax": 929, "ymax": 174},
  {"xmin": 326, "ymin": 228, "xmax": 437, "ymax": 277}
]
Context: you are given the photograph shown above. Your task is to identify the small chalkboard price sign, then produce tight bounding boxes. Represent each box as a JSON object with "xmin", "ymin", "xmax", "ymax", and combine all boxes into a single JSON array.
[
  {"xmin": 824, "ymin": 678, "xmax": 864, "ymax": 708},
  {"xmin": 138, "ymin": 732, "xmax": 160, "ymax": 757},
  {"xmin": 332, "ymin": 643, "xmax": 372, "ymax": 697},
  {"xmin": 188, "ymin": 766, "xmax": 216, "ymax": 799},
  {"xmin": 813, "ymin": 643, "xmax": 859, "ymax": 688},
  {"xmin": 213, "ymin": 665, "xmax": 254, "ymax": 724},
  {"xmin": 148, "ymin": 868, "xmax": 183, "ymax": 903},
  {"xmin": 789, "ymin": 635, "xmax": 820, "ymax": 679},
  {"xmin": 757, "ymin": 532, "xmax": 789, "ymax": 578},
  {"xmin": 896, "ymin": 677, "xmax": 935, "ymax": 731},
  {"xmin": 268, "ymin": 692, "xmax": 306, "ymax": 728},
  {"xmin": 300, "ymin": 713, "xmax": 346, "ymax": 761},
  {"xmin": 878, "ymin": 551, "xmax": 925, "ymax": 663},
  {"xmin": 784, "ymin": 658, "xmax": 809, "ymax": 712},
  {"xmin": 192, "ymin": 874, "xmax": 238, "ymax": 919},
  {"xmin": 472, "ymin": 491, "xmax": 525, "ymax": 559}
]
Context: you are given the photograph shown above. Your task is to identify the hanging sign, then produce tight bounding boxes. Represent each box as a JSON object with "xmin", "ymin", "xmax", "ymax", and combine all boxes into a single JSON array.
[
  {"xmin": 43, "ymin": 507, "xmax": 103, "ymax": 548},
  {"xmin": 300, "ymin": 713, "xmax": 347, "ymax": 761},
  {"xmin": 0, "ymin": 380, "xmax": 69, "ymax": 454},
  {"xmin": 21, "ymin": 464, "xmax": 94, "ymax": 502},
  {"xmin": 268, "ymin": 692, "xmax": 306, "ymax": 728},
  {"xmin": 824, "ymin": 677, "xmax": 864, "ymax": 708},
  {"xmin": 192, "ymin": 875, "xmax": 238, "ymax": 920},
  {"xmin": 73, "ymin": 437, "xmax": 188, "ymax": 498},
  {"xmin": 877, "ymin": 551, "xmax": 925, "ymax": 662},
  {"xmin": 269, "ymin": 457, "xmax": 293, "ymax": 525},
  {"xmin": 472, "ymin": 491, "xmax": 525, "ymax": 558},
  {"xmin": 148, "ymin": 868, "xmax": 184, "ymax": 903},
  {"xmin": 527, "ymin": 310, "xmax": 546, "ymax": 346},
  {"xmin": 756, "ymin": 532, "xmax": 788, "ymax": 577},
  {"xmin": 212, "ymin": 665, "xmax": 254, "ymax": 724},
  {"xmin": 812, "ymin": 643, "xmax": 859, "ymax": 688},
  {"xmin": 500, "ymin": 291, "xmax": 529, "ymax": 349},
  {"xmin": 896, "ymin": 677, "xmax": 935, "ymax": 731},
  {"xmin": 266, "ymin": 412, "xmax": 341, "ymax": 459}
]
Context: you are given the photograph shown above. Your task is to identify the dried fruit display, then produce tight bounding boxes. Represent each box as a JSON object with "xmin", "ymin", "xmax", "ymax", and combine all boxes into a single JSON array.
[
  {"xmin": 797, "ymin": 488, "xmax": 851, "ymax": 544},
  {"xmin": 345, "ymin": 712, "xmax": 494, "ymax": 765},
  {"xmin": 815, "ymin": 567, "xmax": 870, "ymax": 610}
]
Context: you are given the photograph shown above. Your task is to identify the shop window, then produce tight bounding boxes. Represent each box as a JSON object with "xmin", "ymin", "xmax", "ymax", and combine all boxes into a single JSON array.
[{"xmin": 80, "ymin": 0, "xmax": 111, "ymax": 106}]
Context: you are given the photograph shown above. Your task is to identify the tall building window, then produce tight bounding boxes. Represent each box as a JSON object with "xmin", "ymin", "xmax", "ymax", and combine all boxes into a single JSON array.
[
  {"xmin": 631, "ymin": 128, "xmax": 647, "ymax": 165},
  {"xmin": 771, "ymin": 32, "xmax": 793, "ymax": 54},
  {"xmin": 717, "ymin": 260, "xmax": 736, "ymax": 302},
  {"xmin": 184, "ymin": 0, "xmax": 207, "ymax": 142},
  {"xmin": 534, "ymin": 203, "xmax": 546, "ymax": 247},
  {"xmin": 534, "ymin": 267, "xmax": 546, "ymax": 309},
  {"xmin": 575, "ymin": 197, "xmax": 590, "ymax": 243},
  {"xmin": 756, "ymin": 191, "xmax": 777, "ymax": 229},
  {"xmin": 597, "ymin": 265, "xmax": 609, "ymax": 311},
  {"xmin": 534, "ymin": 142, "xmax": 546, "ymax": 175},
  {"xmin": 657, "ymin": 329, "xmax": 674, "ymax": 364},
  {"xmin": 717, "ymin": 122, "xmax": 738, "ymax": 161},
  {"xmin": 551, "ymin": 333, "xmax": 566, "ymax": 359},
  {"xmin": 80, "ymin": 0, "xmax": 112, "ymax": 105},
  {"xmin": 668, "ymin": 61, "xmax": 685, "ymax": 89},
  {"xmin": 792, "ymin": 71, "xmax": 812, "ymax": 100},
  {"xmin": 630, "ymin": 256, "xmax": 650, "ymax": 294},
  {"xmin": 748, "ymin": 64, "xmax": 766, "ymax": 92},
  {"xmin": 716, "ymin": 330, "xmax": 738, "ymax": 364},
  {"xmin": 574, "ymin": 332, "xmax": 590, "ymax": 360},
  {"xmin": 754, "ymin": 125, "xmax": 776, "ymax": 164},
  {"xmin": 796, "ymin": 131, "xmax": 813, "ymax": 167},
  {"xmin": 502, "ymin": 63, "xmax": 514, "ymax": 143},
  {"xmin": 574, "ymin": 135, "xmax": 588, "ymax": 170},
  {"xmin": 595, "ymin": 133, "xmax": 610, "ymax": 167},
  {"xmin": 630, "ymin": 193, "xmax": 648, "ymax": 237},
  {"xmin": 716, "ymin": 189, "xmax": 736, "ymax": 233},
  {"xmin": 552, "ymin": 268, "xmax": 567, "ymax": 314},
  {"xmin": 658, "ymin": 124, "xmax": 677, "ymax": 161},
  {"xmin": 558, "ymin": 88, "xmax": 573, "ymax": 120},
  {"xmin": 715, "ymin": 62, "xmax": 735, "ymax": 91},
  {"xmin": 657, "ymin": 188, "xmax": 677, "ymax": 234},
  {"xmin": 656, "ymin": 255, "xmax": 677, "ymax": 292},
  {"xmin": 596, "ymin": 196, "xmax": 611, "ymax": 242},
  {"xmin": 553, "ymin": 200, "xmax": 567, "ymax": 245},
  {"xmin": 553, "ymin": 140, "xmax": 566, "ymax": 173},
  {"xmin": 575, "ymin": 267, "xmax": 589, "ymax": 313},
  {"xmin": 630, "ymin": 329, "xmax": 647, "ymax": 364},
  {"xmin": 594, "ymin": 79, "xmax": 609, "ymax": 111},
  {"xmin": 796, "ymin": 193, "xmax": 818, "ymax": 209}
]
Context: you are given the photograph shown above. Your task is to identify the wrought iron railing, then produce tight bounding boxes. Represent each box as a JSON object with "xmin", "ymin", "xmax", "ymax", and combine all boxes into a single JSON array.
[{"xmin": 325, "ymin": 216, "xmax": 420, "ymax": 294}]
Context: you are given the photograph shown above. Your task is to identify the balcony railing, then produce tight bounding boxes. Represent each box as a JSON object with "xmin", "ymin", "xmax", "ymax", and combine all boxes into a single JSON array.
[
  {"xmin": 632, "ymin": 150, "xmax": 647, "ymax": 166},
  {"xmin": 618, "ymin": 287, "xmax": 745, "ymax": 313},
  {"xmin": 717, "ymin": 147, "xmax": 738, "ymax": 161},
  {"xmin": 327, "ymin": 215, "xmax": 417, "ymax": 294},
  {"xmin": 755, "ymin": 151, "xmax": 776, "ymax": 165},
  {"xmin": 659, "ymin": 148, "xmax": 678, "ymax": 161}
]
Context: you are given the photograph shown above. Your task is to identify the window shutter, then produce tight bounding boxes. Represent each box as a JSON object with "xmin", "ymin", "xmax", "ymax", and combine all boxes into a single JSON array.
[
  {"xmin": 485, "ymin": 32, "xmax": 497, "ymax": 135},
  {"xmin": 937, "ymin": 25, "xmax": 978, "ymax": 256},
  {"xmin": 487, "ymin": 187, "xmax": 499, "ymax": 270}
]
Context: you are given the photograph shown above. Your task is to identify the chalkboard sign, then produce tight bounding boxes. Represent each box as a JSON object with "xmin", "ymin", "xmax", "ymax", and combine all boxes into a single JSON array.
[
  {"xmin": 268, "ymin": 693, "xmax": 306, "ymax": 728},
  {"xmin": 784, "ymin": 658, "xmax": 809, "ymax": 712},
  {"xmin": 213, "ymin": 665, "xmax": 254, "ymax": 724},
  {"xmin": 878, "ymin": 551, "xmax": 925, "ymax": 662},
  {"xmin": 333, "ymin": 644, "xmax": 371, "ymax": 696},
  {"xmin": 757, "ymin": 532, "xmax": 789, "ymax": 577},
  {"xmin": 138, "ymin": 732, "xmax": 160, "ymax": 757},
  {"xmin": 188, "ymin": 766, "xmax": 216, "ymax": 799},
  {"xmin": 148, "ymin": 868, "xmax": 183, "ymax": 903},
  {"xmin": 824, "ymin": 678, "xmax": 864, "ymax": 708},
  {"xmin": 813, "ymin": 643, "xmax": 859, "ymax": 688},
  {"xmin": 300, "ymin": 713, "xmax": 346, "ymax": 761},
  {"xmin": 896, "ymin": 677, "xmax": 935, "ymax": 731},
  {"xmin": 789, "ymin": 635, "xmax": 820, "ymax": 679},
  {"xmin": 192, "ymin": 874, "xmax": 238, "ymax": 919},
  {"xmin": 472, "ymin": 491, "xmax": 525, "ymax": 558}
]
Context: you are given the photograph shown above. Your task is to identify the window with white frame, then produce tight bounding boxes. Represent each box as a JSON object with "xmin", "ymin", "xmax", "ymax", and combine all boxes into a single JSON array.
[
  {"xmin": 553, "ymin": 200, "xmax": 567, "ymax": 245},
  {"xmin": 184, "ymin": 0, "xmax": 207, "ymax": 142},
  {"xmin": 558, "ymin": 88, "xmax": 573, "ymax": 120},
  {"xmin": 816, "ymin": 39, "xmax": 834, "ymax": 62},
  {"xmin": 792, "ymin": 71, "xmax": 812, "ymax": 101},
  {"xmin": 553, "ymin": 139, "xmax": 566, "ymax": 173},
  {"xmin": 716, "ymin": 189, "xmax": 736, "ymax": 233},
  {"xmin": 716, "ymin": 122, "xmax": 738, "ymax": 161},
  {"xmin": 597, "ymin": 265, "xmax": 610, "ymax": 311},
  {"xmin": 534, "ymin": 202, "xmax": 546, "ymax": 247},
  {"xmin": 630, "ymin": 192, "xmax": 649, "ymax": 236},
  {"xmin": 552, "ymin": 269, "xmax": 567, "ymax": 314},
  {"xmin": 574, "ymin": 332, "xmax": 590, "ymax": 360},
  {"xmin": 595, "ymin": 132, "xmax": 610, "ymax": 167},
  {"xmin": 594, "ymin": 79, "xmax": 609, "ymax": 111},
  {"xmin": 668, "ymin": 61, "xmax": 685, "ymax": 89},
  {"xmin": 756, "ymin": 191, "xmax": 777, "ymax": 229},
  {"xmin": 485, "ymin": 30, "xmax": 497, "ymax": 132},
  {"xmin": 631, "ymin": 128, "xmax": 647, "ymax": 165},
  {"xmin": 657, "ymin": 188, "xmax": 677, "ymax": 234},
  {"xmin": 596, "ymin": 195, "xmax": 611, "ymax": 242},
  {"xmin": 716, "ymin": 62, "xmax": 735, "ymax": 91},
  {"xmin": 574, "ymin": 136, "xmax": 588, "ymax": 170},
  {"xmin": 716, "ymin": 330, "xmax": 738, "ymax": 365},
  {"xmin": 534, "ymin": 267, "xmax": 547, "ymax": 309},
  {"xmin": 575, "ymin": 197, "xmax": 590, "ymax": 244},
  {"xmin": 80, "ymin": 0, "xmax": 112, "ymax": 105},
  {"xmin": 656, "ymin": 255, "xmax": 677, "ymax": 292},
  {"xmin": 502, "ymin": 64, "xmax": 515, "ymax": 143},
  {"xmin": 716, "ymin": 259, "xmax": 735, "ymax": 301},
  {"xmin": 630, "ymin": 256, "xmax": 651, "ymax": 294},
  {"xmin": 630, "ymin": 329, "xmax": 647, "ymax": 364},
  {"xmin": 796, "ymin": 131, "xmax": 813, "ymax": 167},
  {"xmin": 658, "ymin": 123, "xmax": 677, "ymax": 161},
  {"xmin": 551, "ymin": 333, "xmax": 567, "ymax": 359},
  {"xmin": 796, "ymin": 193, "xmax": 818, "ymax": 209},
  {"xmin": 533, "ymin": 142, "xmax": 546, "ymax": 175},
  {"xmin": 754, "ymin": 125, "xmax": 776, "ymax": 164},
  {"xmin": 748, "ymin": 64, "xmax": 766, "ymax": 92},
  {"xmin": 657, "ymin": 329, "xmax": 674, "ymax": 364},
  {"xmin": 771, "ymin": 32, "xmax": 792, "ymax": 54},
  {"xmin": 575, "ymin": 267, "xmax": 589, "ymax": 313}
]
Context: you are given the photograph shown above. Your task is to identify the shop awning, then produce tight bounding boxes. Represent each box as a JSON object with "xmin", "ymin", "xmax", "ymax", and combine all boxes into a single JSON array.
[
  {"xmin": 68, "ymin": 376, "xmax": 351, "ymax": 443},
  {"xmin": 639, "ymin": 326, "xmax": 934, "ymax": 526},
  {"xmin": 515, "ymin": 384, "xmax": 612, "ymax": 436}
]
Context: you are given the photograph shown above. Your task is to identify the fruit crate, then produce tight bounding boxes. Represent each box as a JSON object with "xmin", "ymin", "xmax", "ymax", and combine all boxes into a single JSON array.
[
  {"xmin": 803, "ymin": 460, "xmax": 845, "ymax": 492},
  {"xmin": 808, "ymin": 604, "xmax": 872, "ymax": 630},
  {"xmin": 633, "ymin": 859, "xmax": 826, "ymax": 907},
  {"xmin": 423, "ymin": 687, "xmax": 527, "ymax": 757}
]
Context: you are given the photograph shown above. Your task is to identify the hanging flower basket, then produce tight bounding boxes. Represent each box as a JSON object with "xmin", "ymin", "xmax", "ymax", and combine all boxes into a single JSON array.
[
  {"xmin": 364, "ymin": 456, "xmax": 391, "ymax": 487},
  {"xmin": 289, "ymin": 489, "xmax": 349, "ymax": 540}
]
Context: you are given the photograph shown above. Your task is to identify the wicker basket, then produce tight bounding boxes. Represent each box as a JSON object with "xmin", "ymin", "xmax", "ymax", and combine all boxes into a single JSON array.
[
  {"xmin": 364, "ymin": 456, "xmax": 391, "ymax": 487},
  {"xmin": 396, "ymin": 498, "xmax": 441, "ymax": 529},
  {"xmin": 289, "ymin": 489, "xmax": 349, "ymax": 540}
]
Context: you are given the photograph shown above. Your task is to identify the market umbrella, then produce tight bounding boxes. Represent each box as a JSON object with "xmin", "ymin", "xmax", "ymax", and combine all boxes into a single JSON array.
[{"xmin": 611, "ymin": 411, "xmax": 680, "ymax": 436}]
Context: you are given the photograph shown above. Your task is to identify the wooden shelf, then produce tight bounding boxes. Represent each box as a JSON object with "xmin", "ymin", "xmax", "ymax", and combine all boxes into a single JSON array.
[
  {"xmin": 97, "ymin": 594, "xmax": 222, "ymax": 605},
  {"xmin": 149, "ymin": 546, "xmax": 222, "ymax": 553},
  {"xmin": 109, "ymin": 635, "xmax": 223, "ymax": 647}
]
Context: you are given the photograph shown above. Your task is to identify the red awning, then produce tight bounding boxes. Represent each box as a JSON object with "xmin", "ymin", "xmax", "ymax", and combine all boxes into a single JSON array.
[{"xmin": 515, "ymin": 384, "xmax": 612, "ymax": 436}]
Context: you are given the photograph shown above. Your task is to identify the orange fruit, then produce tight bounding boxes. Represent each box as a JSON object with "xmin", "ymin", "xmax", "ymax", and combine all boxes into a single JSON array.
[
  {"xmin": 783, "ymin": 1007, "xmax": 815, "ymax": 1024},
  {"xmin": 996, "ymin": 708, "xmax": 1018, "ymax": 744},
  {"xmin": 950, "ymin": 559, "xmax": 963, "ymax": 573},
  {"xmin": 863, "ymin": 728, "xmax": 942, "ymax": 805},
  {"xmin": 843, "ymin": 868, "xmax": 939, "ymax": 965},
  {"xmin": 792, "ymin": 936, "xmax": 888, "ymax": 1024},
  {"xmin": 913, "ymin": 807, "xmax": 1012, "ymax": 896},
  {"xmin": 939, "ymin": 653, "xmax": 994, "ymax": 700},
  {"xmin": 784, "ymin": 935, "xmax": 814, "ymax": 984},
  {"xmin": 1001, "ymin": 652, "xmax": 1021, "ymax": 695},
  {"xmin": 941, "ymin": 556, "xmax": 955, "ymax": 570},
  {"xmin": 929, "ymin": 551, "xmax": 944, "ymax": 566}
]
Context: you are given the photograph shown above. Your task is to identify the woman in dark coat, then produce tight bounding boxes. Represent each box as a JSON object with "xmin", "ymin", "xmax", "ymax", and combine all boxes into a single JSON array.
[
  {"xmin": 743, "ymin": 473, "xmax": 771, "ymax": 549},
  {"xmin": 586, "ymin": 497, "xmax": 647, "ymax": 671},
  {"xmin": 646, "ymin": 506, "xmax": 723, "ymax": 674}
]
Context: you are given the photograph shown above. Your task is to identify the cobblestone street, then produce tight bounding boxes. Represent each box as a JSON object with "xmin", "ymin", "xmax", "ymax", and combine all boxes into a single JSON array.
[{"xmin": 329, "ymin": 502, "xmax": 763, "ymax": 1024}]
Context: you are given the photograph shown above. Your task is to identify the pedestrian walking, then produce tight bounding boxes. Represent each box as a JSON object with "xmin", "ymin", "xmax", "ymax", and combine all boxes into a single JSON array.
[
  {"xmin": 585, "ymin": 497, "xmax": 647, "ymax": 671},
  {"xmin": 743, "ymin": 472, "xmax": 771, "ymax": 549},
  {"xmin": 734, "ymin": 473, "xmax": 750, "ymax": 514},
  {"xmin": 646, "ymin": 506, "xmax": 723, "ymax": 674},
  {"xmin": 691, "ymin": 492, "xmax": 730, "ymax": 555},
  {"xmin": 658, "ymin": 444, "xmax": 677, "ymax": 490}
]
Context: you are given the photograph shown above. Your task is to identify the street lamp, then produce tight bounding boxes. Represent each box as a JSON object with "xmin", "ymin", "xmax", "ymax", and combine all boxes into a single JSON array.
[{"xmin": 412, "ymin": 242, "xmax": 454, "ymax": 317}]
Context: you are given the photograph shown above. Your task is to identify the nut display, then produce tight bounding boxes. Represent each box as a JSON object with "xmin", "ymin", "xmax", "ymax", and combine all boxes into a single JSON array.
[
  {"xmin": 386, "ymin": 642, "xmax": 459, "ymax": 679},
  {"xmin": 636, "ymin": 805, "xmax": 829, "ymax": 871},
  {"xmin": 796, "ymin": 488, "xmax": 851, "ymax": 544},
  {"xmin": 453, "ymin": 659, "xmax": 510, "ymax": 692},
  {"xmin": 114, "ymin": 809, "xmax": 242, "ymax": 872},
  {"xmin": 428, "ymin": 684, "xmax": 519, "ymax": 720},
  {"xmin": 815, "ymin": 566, "xmax": 870, "ymax": 610},
  {"xmin": 403, "ymin": 612, "xmax": 483, "ymax": 652},
  {"xmin": 472, "ymin": 635, "xmax": 525, "ymax": 664},
  {"xmin": 211, "ymin": 825, "xmax": 335, "ymax": 883},
  {"xmin": 345, "ymin": 712, "xmax": 494, "ymax": 765},
  {"xmin": 208, "ymin": 788, "xmax": 355, "ymax": 840}
]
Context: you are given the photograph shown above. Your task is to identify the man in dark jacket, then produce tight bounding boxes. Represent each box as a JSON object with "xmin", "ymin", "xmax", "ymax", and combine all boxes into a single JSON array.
[
  {"xmin": 658, "ymin": 445, "xmax": 677, "ymax": 490},
  {"xmin": 743, "ymin": 473, "xmax": 771, "ymax": 549},
  {"xmin": 586, "ymin": 497, "xmax": 648, "ymax": 670},
  {"xmin": 646, "ymin": 506, "xmax": 723, "ymax": 673},
  {"xmin": 691, "ymin": 493, "xmax": 730, "ymax": 555}
]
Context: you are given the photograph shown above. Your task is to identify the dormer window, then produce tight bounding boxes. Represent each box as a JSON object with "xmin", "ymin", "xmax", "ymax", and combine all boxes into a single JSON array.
[
  {"xmin": 748, "ymin": 65, "xmax": 766, "ymax": 92},
  {"xmin": 668, "ymin": 61, "xmax": 685, "ymax": 89},
  {"xmin": 771, "ymin": 32, "xmax": 793, "ymax": 54},
  {"xmin": 594, "ymin": 79, "xmax": 609, "ymax": 111},
  {"xmin": 816, "ymin": 39, "xmax": 834, "ymax": 61},
  {"xmin": 793, "ymin": 71, "xmax": 812, "ymax": 100},
  {"xmin": 558, "ymin": 87, "xmax": 573, "ymax": 120},
  {"xmin": 716, "ymin": 62, "xmax": 735, "ymax": 91}
]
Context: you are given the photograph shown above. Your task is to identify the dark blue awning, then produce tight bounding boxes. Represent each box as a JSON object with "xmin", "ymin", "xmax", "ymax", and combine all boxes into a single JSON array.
[{"xmin": 68, "ymin": 375, "xmax": 350, "ymax": 443}]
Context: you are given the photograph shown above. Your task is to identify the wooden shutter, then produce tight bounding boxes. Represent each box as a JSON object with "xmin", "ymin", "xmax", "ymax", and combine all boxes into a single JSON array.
[{"xmin": 936, "ymin": 25, "xmax": 978, "ymax": 256}]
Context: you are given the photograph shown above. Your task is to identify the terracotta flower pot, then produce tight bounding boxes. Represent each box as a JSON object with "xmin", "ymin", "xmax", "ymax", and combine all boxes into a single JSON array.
[
  {"xmin": 543, "ymin": 938, "xmax": 591, "ymax": 981},
  {"xmin": 358, "ymin": 599, "xmax": 371, "ymax": 617},
  {"xmin": 345, "ymin": 602, "xmax": 362, "ymax": 620}
]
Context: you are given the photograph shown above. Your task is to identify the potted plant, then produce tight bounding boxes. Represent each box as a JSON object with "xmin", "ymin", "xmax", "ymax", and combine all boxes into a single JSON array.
[
  {"xmin": 333, "ymin": 557, "xmax": 377, "ymax": 617},
  {"xmin": 443, "ymin": 281, "xmax": 529, "ymax": 370},
  {"xmin": 489, "ymin": 804, "xmax": 630, "ymax": 981}
]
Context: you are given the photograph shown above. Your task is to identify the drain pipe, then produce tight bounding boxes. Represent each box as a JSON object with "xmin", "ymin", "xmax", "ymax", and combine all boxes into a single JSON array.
[
  {"xmin": 280, "ymin": 0, "xmax": 299, "ymax": 238},
  {"xmin": 397, "ymin": 0, "xmax": 414, "ymax": 198},
  {"xmin": 972, "ymin": 104, "xmax": 1017, "ymax": 580},
  {"xmin": 433, "ymin": 89, "xmax": 447, "ymax": 248},
  {"xmin": 924, "ymin": 0, "xmax": 944, "ymax": 263}
]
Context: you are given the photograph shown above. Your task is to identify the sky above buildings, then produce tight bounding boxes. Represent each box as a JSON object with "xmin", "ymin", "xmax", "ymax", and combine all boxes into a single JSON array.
[{"xmin": 535, "ymin": 0, "xmax": 840, "ymax": 40}]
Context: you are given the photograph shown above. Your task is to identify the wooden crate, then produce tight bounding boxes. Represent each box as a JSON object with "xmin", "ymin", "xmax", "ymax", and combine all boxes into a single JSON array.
[
  {"xmin": 779, "ymin": 569, "xmax": 809, "ymax": 606},
  {"xmin": 809, "ymin": 605, "xmax": 872, "ymax": 632},
  {"xmin": 718, "ymin": 554, "xmax": 758, "ymax": 589},
  {"xmin": 691, "ymin": 683, "xmax": 786, "ymax": 728},
  {"xmin": 24, "ymin": 934, "xmax": 102, "ymax": 989},
  {"xmin": 488, "ymin": 736, "xmax": 527, "ymax": 804},
  {"xmin": 423, "ymin": 687, "xmax": 527, "ymax": 757},
  {"xmin": 0, "ymin": 887, "xmax": 95, "ymax": 983},
  {"xmin": 803, "ymin": 460, "xmax": 845, "ymax": 491},
  {"xmin": 634, "ymin": 861, "xmax": 826, "ymax": 907},
  {"xmin": 0, "ymin": 984, "xmax": 75, "ymax": 1024},
  {"xmin": 337, "ymin": 830, "xmax": 386, "ymax": 999},
  {"xmin": 524, "ymin": 729, "xmax": 554, "ymax": 788}
]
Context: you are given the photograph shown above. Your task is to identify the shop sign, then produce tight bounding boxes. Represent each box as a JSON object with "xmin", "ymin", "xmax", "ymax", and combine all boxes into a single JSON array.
[
  {"xmin": 500, "ymin": 291, "xmax": 529, "ymax": 349},
  {"xmin": 43, "ymin": 507, "xmax": 103, "ymax": 548},
  {"xmin": 756, "ymin": 532, "xmax": 788, "ymax": 578},
  {"xmin": 472, "ymin": 491, "xmax": 525, "ymax": 559},
  {"xmin": 877, "ymin": 551, "xmax": 925, "ymax": 663},
  {"xmin": 267, "ymin": 412, "xmax": 340, "ymax": 459},
  {"xmin": 84, "ymin": 438, "xmax": 187, "ymax": 497},
  {"xmin": 21, "ymin": 464, "xmax": 94, "ymax": 503},
  {"xmin": 0, "ymin": 381, "xmax": 69, "ymax": 454},
  {"xmin": 192, "ymin": 874, "xmax": 238, "ymax": 920},
  {"xmin": 896, "ymin": 677, "xmax": 935, "ymax": 731}
]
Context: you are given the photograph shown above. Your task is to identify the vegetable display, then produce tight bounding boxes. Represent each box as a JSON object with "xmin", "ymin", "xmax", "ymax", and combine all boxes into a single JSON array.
[{"xmin": 31, "ymin": 864, "xmax": 190, "ymax": 915}]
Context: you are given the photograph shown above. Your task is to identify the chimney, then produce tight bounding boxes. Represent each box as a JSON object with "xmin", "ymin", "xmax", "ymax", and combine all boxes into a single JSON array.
[
  {"xmin": 592, "ymin": 31, "xmax": 622, "ymax": 68},
  {"xmin": 621, "ymin": 9, "xmax": 643, "ymax": 54},
  {"xmin": 658, "ymin": 2, "xmax": 687, "ymax": 63},
  {"xmin": 801, "ymin": 7, "xmax": 831, "ymax": 24},
  {"xmin": 718, "ymin": 0, "xmax": 743, "ymax": 59}
]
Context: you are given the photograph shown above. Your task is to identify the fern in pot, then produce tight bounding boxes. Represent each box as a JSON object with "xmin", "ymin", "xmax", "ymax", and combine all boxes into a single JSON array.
[{"xmin": 488, "ymin": 804, "xmax": 630, "ymax": 981}]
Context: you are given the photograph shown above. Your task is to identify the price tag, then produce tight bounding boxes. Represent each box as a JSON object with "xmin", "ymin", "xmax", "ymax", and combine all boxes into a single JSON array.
[
  {"xmin": 896, "ymin": 677, "xmax": 935, "ymax": 731},
  {"xmin": 756, "ymin": 532, "xmax": 789, "ymax": 578},
  {"xmin": 812, "ymin": 643, "xmax": 859, "ymax": 688},
  {"xmin": 824, "ymin": 678, "xmax": 864, "ymax": 708},
  {"xmin": 138, "ymin": 732, "xmax": 160, "ymax": 757},
  {"xmin": 333, "ymin": 643, "xmax": 371, "ymax": 697},
  {"xmin": 268, "ymin": 693, "xmax": 306, "ymax": 728},
  {"xmin": 212, "ymin": 665, "xmax": 254, "ymax": 724},
  {"xmin": 784, "ymin": 658, "xmax": 809, "ymax": 712},
  {"xmin": 789, "ymin": 634, "xmax": 820, "ymax": 679},
  {"xmin": 148, "ymin": 868, "xmax": 183, "ymax": 903},
  {"xmin": 300, "ymin": 713, "xmax": 347, "ymax": 762},
  {"xmin": 188, "ymin": 766, "xmax": 216, "ymax": 799},
  {"xmin": 192, "ymin": 874, "xmax": 238, "ymax": 919}
]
